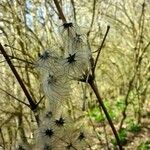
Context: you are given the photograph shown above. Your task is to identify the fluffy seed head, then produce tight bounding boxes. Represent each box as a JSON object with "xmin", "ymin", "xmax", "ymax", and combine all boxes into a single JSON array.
[{"xmin": 42, "ymin": 69, "xmax": 70, "ymax": 103}]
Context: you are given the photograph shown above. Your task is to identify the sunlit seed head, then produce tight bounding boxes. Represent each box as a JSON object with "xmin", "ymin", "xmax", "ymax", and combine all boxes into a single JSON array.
[
  {"xmin": 42, "ymin": 104, "xmax": 61, "ymax": 121},
  {"xmin": 62, "ymin": 50, "xmax": 90, "ymax": 78},
  {"xmin": 47, "ymin": 73, "xmax": 57, "ymax": 84},
  {"xmin": 44, "ymin": 128, "xmax": 54, "ymax": 138},
  {"xmin": 45, "ymin": 111, "xmax": 53, "ymax": 118},
  {"xmin": 75, "ymin": 33, "xmax": 82, "ymax": 41},
  {"xmin": 63, "ymin": 22, "xmax": 73, "ymax": 29},
  {"xmin": 35, "ymin": 125, "xmax": 58, "ymax": 149},
  {"xmin": 35, "ymin": 49, "xmax": 60, "ymax": 75},
  {"xmin": 78, "ymin": 132, "xmax": 85, "ymax": 141},
  {"xmin": 71, "ymin": 34, "xmax": 88, "ymax": 53},
  {"xmin": 66, "ymin": 53, "xmax": 76, "ymax": 64},
  {"xmin": 46, "ymin": 111, "xmax": 73, "ymax": 136},
  {"xmin": 55, "ymin": 117, "xmax": 65, "ymax": 127},
  {"xmin": 60, "ymin": 22, "xmax": 76, "ymax": 50},
  {"xmin": 42, "ymin": 70, "xmax": 70, "ymax": 102},
  {"xmin": 38, "ymin": 51, "xmax": 50, "ymax": 60}
]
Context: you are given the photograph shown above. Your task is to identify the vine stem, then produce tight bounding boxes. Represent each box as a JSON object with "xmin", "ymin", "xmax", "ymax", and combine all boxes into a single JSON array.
[
  {"xmin": 89, "ymin": 79, "xmax": 123, "ymax": 150},
  {"xmin": 0, "ymin": 43, "xmax": 39, "ymax": 125},
  {"xmin": 53, "ymin": 0, "xmax": 67, "ymax": 23},
  {"xmin": 93, "ymin": 25, "xmax": 110, "ymax": 73}
]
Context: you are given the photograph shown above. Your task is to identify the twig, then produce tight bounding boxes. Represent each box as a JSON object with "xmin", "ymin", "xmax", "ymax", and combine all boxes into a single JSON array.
[
  {"xmin": 99, "ymin": 108, "xmax": 110, "ymax": 150},
  {"xmin": 89, "ymin": 80, "xmax": 123, "ymax": 150},
  {"xmin": 53, "ymin": 0, "xmax": 67, "ymax": 23},
  {"xmin": 70, "ymin": 0, "xmax": 77, "ymax": 23},
  {"xmin": 87, "ymin": 0, "xmax": 96, "ymax": 37},
  {"xmin": 87, "ymin": 111, "xmax": 104, "ymax": 147},
  {"xmin": 36, "ymin": 95, "xmax": 45, "ymax": 106},
  {"xmin": 0, "ymin": 114, "xmax": 15, "ymax": 128},
  {"xmin": 119, "ymin": 75, "xmax": 135, "ymax": 130},
  {"xmin": 0, "ymin": 87, "xmax": 30, "ymax": 108},
  {"xmin": 4, "ymin": 44, "xmax": 22, "ymax": 52},
  {"xmin": 92, "ymin": 26, "xmax": 110, "ymax": 73},
  {"xmin": 0, "ymin": 43, "xmax": 39, "ymax": 124},
  {"xmin": 0, "ymin": 53, "xmax": 34, "ymax": 64},
  {"xmin": 0, "ymin": 128, "xmax": 5, "ymax": 150}
]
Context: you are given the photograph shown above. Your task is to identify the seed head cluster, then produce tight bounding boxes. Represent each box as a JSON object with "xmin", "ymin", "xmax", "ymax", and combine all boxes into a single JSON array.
[{"xmin": 17, "ymin": 22, "xmax": 93, "ymax": 149}]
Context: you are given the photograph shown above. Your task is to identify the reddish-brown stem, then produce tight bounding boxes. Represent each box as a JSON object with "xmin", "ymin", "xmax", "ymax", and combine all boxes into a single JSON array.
[
  {"xmin": 93, "ymin": 26, "xmax": 110, "ymax": 73},
  {"xmin": 89, "ymin": 79, "xmax": 123, "ymax": 150},
  {"xmin": 0, "ymin": 43, "xmax": 39, "ymax": 124},
  {"xmin": 53, "ymin": 0, "xmax": 67, "ymax": 23}
]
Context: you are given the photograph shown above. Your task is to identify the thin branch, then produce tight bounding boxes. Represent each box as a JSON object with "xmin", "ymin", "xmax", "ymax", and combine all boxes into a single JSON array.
[
  {"xmin": 0, "ymin": 53, "xmax": 34, "ymax": 65},
  {"xmin": 99, "ymin": 108, "xmax": 110, "ymax": 150},
  {"xmin": 89, "ymin": 79, "xmax": 123, "ymax": 150},
  {"xmin": 70, "ymin": 0, "xmax": 77, "ymax": 23},
  {"xmin": 4, "ymin": 44, "xmax": 35, "ymax": 63},
  {"xmin": 140, "ymin": 41, "xmax": 150, "ymax": 59},
  {"xmin": 25, "ymin": 26, "xmax": 45, "ymax": 49},
  {"xmin": 53, "ymin": 0, "xmax": 67, "ymax": 23},
  {"xmin": 119, "ymin": 74, "xmax": 135, "ymax": 130},
  {"xmin": 87, "ymin": 110, "xmax": 104, "ymax": 147},
  {"xmin": 87, "ymin": 0, "xmax": 96, "ymax": 37},
  {"xmin": 4, "ymin": 44, "xmax": 22, "ymax": 52},
  {"xmin": 0, "ymin": 128, "xmax": 5, "ymax": 150},
  {"xmin": 0, "ymin": 114, "xmax": 15, "ymax": 128},
  {"xmin": 36, "ymin": 95, "xmax": 45, "ymax": 106},
  {"xmin": 0, "ymin": 43, "xmax": 40, "ymax": 125},
  {"xmin": 0, "ymin": 44, "xmax": 37, "ymax": 111},
  {"xmin": 0, "ymin": 87, "xmax": 30, "ymax": 108},
  {"xmin": 92, "ymin": 26, "xmax": 110, "ymax": 73}
]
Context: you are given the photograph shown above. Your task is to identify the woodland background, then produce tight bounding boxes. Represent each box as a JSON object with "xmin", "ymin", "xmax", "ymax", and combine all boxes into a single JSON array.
[{"xmin": 0, "ymin": 0, "xmax": 150, "ymax": 149}]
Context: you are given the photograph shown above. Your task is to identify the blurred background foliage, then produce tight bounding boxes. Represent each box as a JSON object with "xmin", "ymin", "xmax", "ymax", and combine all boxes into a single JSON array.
[{"xmin": 0, "ymin": 0, "xmax": 150, "ymax": 149}]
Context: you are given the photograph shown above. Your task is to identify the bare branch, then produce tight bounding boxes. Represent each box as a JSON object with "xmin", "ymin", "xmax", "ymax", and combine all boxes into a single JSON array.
[
  {"xmin": 89, "ymin": 80, "xmax": 123, "ymax": 150},
  {"xmin": 53, "ymin": 0, "xmax": 67, "ymax": 23},
  {"xmin": 92, "ymin": 26, "xmax": 110, "ymax": 73},
  {"xmin": 0, "ymin": 87, "xmax": 30, "ymax": 108},
  {"xmin": 0, "ymin": 44, "xmax": 37, "ymax": 111}
]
